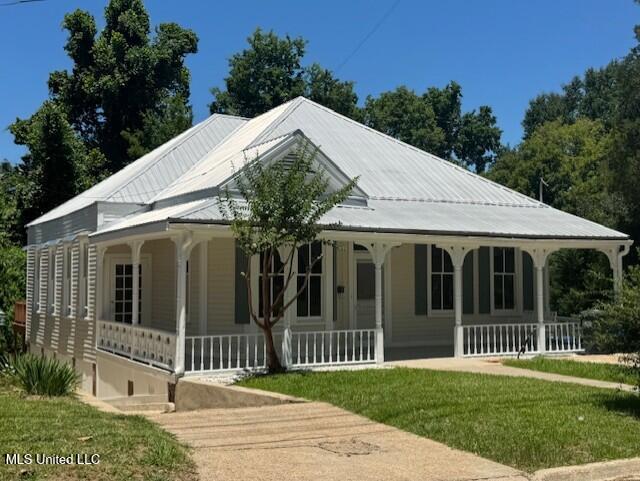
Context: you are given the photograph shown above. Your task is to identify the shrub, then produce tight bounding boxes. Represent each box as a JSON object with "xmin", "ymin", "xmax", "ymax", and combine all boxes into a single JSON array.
[
  {"xmin": 9, "ymin": 354, "xmax": 79, "ymax": 396},
  {"xmin": 586, "ymin": 263, "xmax": 640, "ymax": 389}
]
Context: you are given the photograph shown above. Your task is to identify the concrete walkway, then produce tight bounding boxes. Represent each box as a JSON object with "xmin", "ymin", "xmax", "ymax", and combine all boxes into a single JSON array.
[
  {"xmin": 148, "ymin": 402, "xmax": 527, "ymax": 481},
  {"xmin": 388, "ymin": 357, "xmax": 636, "ymax": 392}
]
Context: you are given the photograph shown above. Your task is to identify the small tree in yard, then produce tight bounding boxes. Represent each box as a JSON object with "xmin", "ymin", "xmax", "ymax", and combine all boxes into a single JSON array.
[
  {"xmin": 220, "ymin": 144, "xmax": 357, "ymax": 372},
  {"xmin": 586, "ymin": 260, "xmax": 640, "ymax": 389}
]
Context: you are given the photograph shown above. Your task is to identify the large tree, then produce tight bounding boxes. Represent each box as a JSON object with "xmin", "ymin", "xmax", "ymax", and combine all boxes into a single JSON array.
[
  {"xmin": 488, "ymin": 119, "xmax": 625, "ymax": 315},
  {"xmin": 363, "ymin": 82, "xmax": 501, "ymax": 171},
  {"xmin": 46, "ymin": 0, "xmax": 198, "ymax": 174},
  {"xmin": 221, "ymin": 145, "xmax": 357, "ymax": 372},
  {"xmin": 209, "ymin": 29, "xmax": 359, "ymax": 118}
]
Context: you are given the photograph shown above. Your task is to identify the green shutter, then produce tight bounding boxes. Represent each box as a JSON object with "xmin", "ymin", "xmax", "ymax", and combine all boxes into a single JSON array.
[
  {"xmin": 463, "ymin": 252, "xmax": 474, "ymax": 314},
  {"xmin": 478, "ymin": 247, "xmax": 491, "ymax": 314},
  {"xmin": 333, "ymin": 244, "xmax": 337, "ymax": 323},
  {"xmin": 522, "ymin": 251, "xmax": 534, "ymax": 311},
  {"xmin": 414, "ymin": 244, "xmax": 428, "ymax": 315},
  {"xmin": 234, "ymin": 241, "xmax": 250, "ymax": 324}
]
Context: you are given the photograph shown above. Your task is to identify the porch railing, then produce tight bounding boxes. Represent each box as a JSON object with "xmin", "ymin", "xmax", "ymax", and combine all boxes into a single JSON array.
[
  {"xmin": 462, "ymin": 321, "xmax": 584, "ymax": 357},
  {"xmin": 97, "ymin": 320, "xmax": 176, "ymax": 371},
  {"xmin": 185, "ymin": 333, "xmax": 268, "ymax": 373},
  {"xmin": 291, "ymin": 329, "xmax": 377, "ymax": 367},
  {"xmin": 545, "ymin": 322, "xmax": 583, "ymax": 352},
  {"xmin": 463, "ymin": 323, "xmax": 539, "ymax": 357},
  {"xmin": 184, "ymin": 328, "xmax": 378, "ymax": 374}
]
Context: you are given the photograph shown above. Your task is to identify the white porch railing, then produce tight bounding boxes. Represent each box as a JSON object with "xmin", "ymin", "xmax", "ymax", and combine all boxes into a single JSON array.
[
  {"xmin": 291, "ymin": 329, "xmax": 377, "ymax": 367},
  {"xmin": 462, "ymin": 321, "xmax": 584, "ymax": 357},
  {"xmin": 185, "ymin": 333, "xmax": 268, "ymax": 373},
  {"xmin": 184, "ymin": 328, "xmax": 378, "ymax": 373},
  {"xmin": 463, "ymin": 323, "xmax": 539, "ymax": 357},
  {"xmin": 545, "ymin": 322, "xmax": 583, "ymax": 352},
  {"xmin": 97, "ymin": 320, "xmax": 177, "ymax": 371}
]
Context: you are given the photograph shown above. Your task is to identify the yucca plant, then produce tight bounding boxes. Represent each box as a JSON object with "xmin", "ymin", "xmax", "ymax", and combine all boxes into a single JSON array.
[{"xmin": 10, "ymin": 354, "xmax": 79, "ymax": 396}]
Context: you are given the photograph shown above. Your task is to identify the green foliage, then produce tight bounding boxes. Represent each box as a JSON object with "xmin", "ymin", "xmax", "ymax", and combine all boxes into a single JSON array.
[
  {"xmin": 220, "ymin": 144, "xmax": 357, "ymax": 370},
  {"xmin": 47, "ymin": 0, "xmax": 198, "ymax": 173},
  {"xmin": 7, "ymin": 354, "xmax": 79, "ymax": 396},
  {"xmin": 0, "ymin": 244, "xmax": 25, "ymax": 318},
  {"xmin": 587, "ymin": 264, "xmax": 640, "ymax": 355},
  {"xmin": 210, "ymin": 28, "xmax": 358, "ymax": 118},
  {"xmin": 363, "ymin": 82, "xmax": 501, "ymax": 171}
]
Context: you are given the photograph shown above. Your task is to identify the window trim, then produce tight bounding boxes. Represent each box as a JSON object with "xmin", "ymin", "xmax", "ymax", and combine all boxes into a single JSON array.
[
  {"xmin": 48, "ymin": 247, "xmax": 56, "ymax": 315},
  {"xmin": 427, "ymin": 245, "xmax": 454, "ymax": 317},
  {"xmin": 104, "ymin": 254, "xmax": 152, "ymax": 325},
  {"xmin": 295, "ymin": 242, "xmax": 324, "ymax": 322},
  {"xmin": 489, "ymin": 246, "xmax": 520, "ymax": 315},
  {"xmin": 34, "ymin": 249, "xmax": 41, "ymax": 314}
]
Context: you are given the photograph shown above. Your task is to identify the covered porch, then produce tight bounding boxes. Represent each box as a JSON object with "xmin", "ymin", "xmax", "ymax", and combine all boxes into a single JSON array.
[{"xmin": 91, "ymin": 225, "xmax": 631, "ymax": 376}]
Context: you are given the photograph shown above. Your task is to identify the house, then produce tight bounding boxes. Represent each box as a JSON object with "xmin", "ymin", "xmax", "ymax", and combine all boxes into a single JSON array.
[{"xmin": 24, "ymin": 97, "xmax": 631, "ymax": 401}]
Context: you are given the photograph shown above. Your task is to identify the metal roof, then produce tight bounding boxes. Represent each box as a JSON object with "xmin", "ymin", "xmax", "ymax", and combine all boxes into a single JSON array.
[
  {"xmin": 36, "ymin": 96, "xmax": 629, "ymax": 242},
  {"xmin": 28, "ymin": 114, "xmax": 247, "ymax": 226}
]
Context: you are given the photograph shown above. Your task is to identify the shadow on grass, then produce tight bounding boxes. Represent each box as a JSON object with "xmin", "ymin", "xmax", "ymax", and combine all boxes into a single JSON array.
[{"xmin": 598, "ymin": 392, "xmax": 640, "ymax": 419}]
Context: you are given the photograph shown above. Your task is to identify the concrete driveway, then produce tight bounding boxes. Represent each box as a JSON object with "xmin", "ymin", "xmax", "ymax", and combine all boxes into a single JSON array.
[{"xmin": 148, "ymin": 402, "xmax": 526, "ymax": 481}]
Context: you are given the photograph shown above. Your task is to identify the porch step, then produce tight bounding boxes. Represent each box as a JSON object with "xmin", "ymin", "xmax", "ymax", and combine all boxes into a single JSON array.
[{"xmin": 106, "ymin": 395, "xmax": 175, "ymax": 414}]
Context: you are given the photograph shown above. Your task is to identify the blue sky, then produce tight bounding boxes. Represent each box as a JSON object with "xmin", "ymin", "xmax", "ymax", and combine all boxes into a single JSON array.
[{"xmin": 1, "ymin": 0, "xmax": 638, "ymax": 163}]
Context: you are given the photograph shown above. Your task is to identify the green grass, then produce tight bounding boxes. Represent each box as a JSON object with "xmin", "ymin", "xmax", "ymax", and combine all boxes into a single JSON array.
[
  {"xmin": 0, "ymin": 378, "xmax": 197, "ymax": 481},
  {"xmin": 503, "ymin": 357, "xmax": 638, "ymax": 386},
  {"xmin": 239, "ymin": 368, "xmax": 640, "ymax": 472}
]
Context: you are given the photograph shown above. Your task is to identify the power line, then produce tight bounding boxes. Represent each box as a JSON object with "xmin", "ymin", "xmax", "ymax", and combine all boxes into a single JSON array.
[
  {"xmin": 334, "ymin": 0, "xmax": 401, "ymax": 74},
  {"xmin": 0, "ymin": 0, "xmax": 45, "ymax": 6}
]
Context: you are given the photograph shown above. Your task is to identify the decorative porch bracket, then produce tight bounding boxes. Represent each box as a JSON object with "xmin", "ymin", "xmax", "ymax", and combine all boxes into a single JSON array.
[
  {"xmin": 599, "ymin": 244, "xmax": 631, "ymax": 297},
  {"xmin": 521, "ymin": 246, "xmax": 557, "ymax": 354},
  {"xmin": 438, "ymin": 244, "xmax": 475, "ymax": 358},
  {"xmin": 363, "ymin": 241, "xmax": 401, "ymax": 364}
]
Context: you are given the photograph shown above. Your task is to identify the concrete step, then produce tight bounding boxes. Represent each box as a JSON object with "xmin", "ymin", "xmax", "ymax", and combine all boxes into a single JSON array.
[{"xmin": 111, "ymin": 401, "xmax": 175, "ymax": 413}]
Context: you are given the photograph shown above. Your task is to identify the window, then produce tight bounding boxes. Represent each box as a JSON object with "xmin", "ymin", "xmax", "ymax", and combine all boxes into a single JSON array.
[
  {"xmin": 113, "ymin": 263, "xmax": 142, "ymax": 324},
  {"xmin": 431, "ymin": 246, "xmax": 453, "ymax": 310},
  {"xmin": 493, "ymin": 247, "xmax": 515, "ymax": 310},
  {"xmin": 259, "ymin": 250, "xmax": 284, "ymax": 317},
  {"xmin": 64, "ymin": 246, "xmax": 72, "ymax": 316},
  {"xmin": 297, "ymin": 242, "xmax": 322, "ymax": 318}
]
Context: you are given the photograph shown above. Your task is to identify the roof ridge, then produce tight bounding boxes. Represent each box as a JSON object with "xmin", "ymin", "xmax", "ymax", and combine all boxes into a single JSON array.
[
  {"xmin": 106, "ymin": 114, "xmax": 245, "ymax": 201},
  {"xmin": 247, "ymin": 97, "xmax": 306, "ymax": 147},
  {"xmin": 368, "ymin": 196, "xmax": 546, "ymax": 208},
  {"xmin": 296, "ymin": 97, "xmax": 543, "ymax": 207}
]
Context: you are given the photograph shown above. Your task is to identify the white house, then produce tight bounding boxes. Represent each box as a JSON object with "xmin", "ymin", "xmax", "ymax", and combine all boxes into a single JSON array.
[{"xmin": 24, "ymin": 97, "xmax": 631, "ymax": 401}]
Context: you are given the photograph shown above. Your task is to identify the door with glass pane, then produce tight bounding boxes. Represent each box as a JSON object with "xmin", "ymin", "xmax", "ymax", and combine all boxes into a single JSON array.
[{"xmin": 109, "ymin": 257, "xmax": 148, "ymax": 324}]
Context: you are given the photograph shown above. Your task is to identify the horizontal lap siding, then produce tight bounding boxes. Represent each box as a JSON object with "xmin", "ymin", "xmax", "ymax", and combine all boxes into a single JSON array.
[
  {"xmin": 145, "ymin": 239, "xmax": 176, "ymax": 333},
  {"xmin": 207, "ymin": 238, "xmax": 236, "ymax": 333}
]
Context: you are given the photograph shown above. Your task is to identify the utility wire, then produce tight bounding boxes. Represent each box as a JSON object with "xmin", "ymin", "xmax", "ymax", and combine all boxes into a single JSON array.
[
  {"xmin": 334, "ymin": 0, "xmax": 401, "ymax": 73},
  {"xmin": 0, "ymin": 0, "xmax": 45, "ymax": 6}
]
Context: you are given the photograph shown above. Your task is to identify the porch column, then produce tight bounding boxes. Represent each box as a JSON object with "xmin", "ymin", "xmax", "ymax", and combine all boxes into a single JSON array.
[
  {"xmin": 364, "ymin": 241, "xmax": 400, "ymax": 364},
  {"xmin": 199, "ymin": 240, "xmax": 208, "ymax": 335},
  {"xmin": 440, "ymin": 245, "xmax": 473, "ymax": 358},
  {"xmin": 523, "ymin": 246, "xmax": 555, "ymax": 354},
  {"xmin": 95, "ymin": 245, "xmax": 107, "ymax": 322},
  {"xmin": 129, "ymin": 240, "xmax": 144, "ymax": 325},
  {"xmin": 172, "ymin": 232, "xmax": 195, "ymax": 375},
  {"xmin": 601, "ymin": 244, "xmax": 631, "ymax": 297}
]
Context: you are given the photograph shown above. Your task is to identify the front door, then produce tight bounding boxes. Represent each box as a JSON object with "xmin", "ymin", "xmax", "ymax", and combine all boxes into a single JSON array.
[{"xmin": 107, "ymin": 255, "xmax": 150, "ymax": 324}]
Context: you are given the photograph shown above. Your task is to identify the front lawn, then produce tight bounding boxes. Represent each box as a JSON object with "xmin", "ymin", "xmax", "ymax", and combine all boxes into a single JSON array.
[
  {"xmin": 239, "ymin": 367, "xmax": 640, "ymax": 472},
  {"xmin": 0, "ymin": 379, "xmax": 197, "ymax": 481},
  {"xmin": 503, "ymin": 356, "xmax": 638, "ymax": 386}
]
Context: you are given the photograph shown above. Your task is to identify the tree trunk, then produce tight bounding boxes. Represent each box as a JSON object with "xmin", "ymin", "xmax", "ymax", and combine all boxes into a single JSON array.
[{"xmin": 262, "ymin": 324, "xmax": 284, "ymax": 373}]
